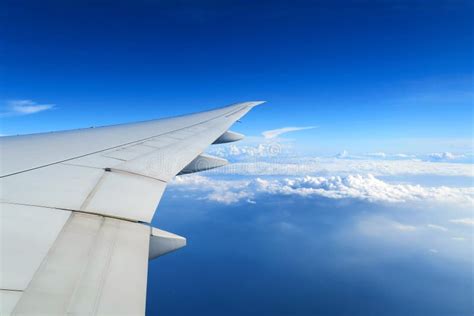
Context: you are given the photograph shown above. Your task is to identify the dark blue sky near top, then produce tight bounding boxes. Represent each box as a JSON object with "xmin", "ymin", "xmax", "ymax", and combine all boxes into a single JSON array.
[{"xmin": 2, "ymin": 0, "xmax": 473, "ymax": 153}]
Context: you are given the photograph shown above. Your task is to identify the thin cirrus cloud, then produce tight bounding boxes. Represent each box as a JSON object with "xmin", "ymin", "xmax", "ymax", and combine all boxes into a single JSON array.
[
  {"xmin": 1, "ymin": 100, "xmax": 56, "ymax": 117},
  {"xmin": 262, "ymin": 126, "xmax": 316, "ymax": 139},
  {"xmin": 426, "ymin": 224, "xmax": 449, "ymax": 232},
  {"xmin": 449, "ymin": 218, "xmax": 474, "ymax": 226}
]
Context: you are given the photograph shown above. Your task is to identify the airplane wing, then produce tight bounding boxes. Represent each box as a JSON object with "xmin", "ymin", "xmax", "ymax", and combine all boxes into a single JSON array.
[{"xmin": 0, "ymin": 101, "xmax": 264, "ymax": 315}]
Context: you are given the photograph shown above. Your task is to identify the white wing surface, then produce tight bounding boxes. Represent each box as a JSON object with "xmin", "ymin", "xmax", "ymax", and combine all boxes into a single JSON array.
[{"xmin": 0, "ymin": 101, "xmax": 263, "ymax": 315}]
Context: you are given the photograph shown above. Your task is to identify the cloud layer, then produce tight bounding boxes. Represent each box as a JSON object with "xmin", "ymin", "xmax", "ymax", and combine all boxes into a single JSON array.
[
  {"xmin": 207, "ymin": 142, "xmax": 473, "ymax": 177},
  {"xmin": 207, "ymin": 158, "xmax": 474, "ymax": 177},
  {"xmin": 171, "ymin": 174, "xmax": 474, "ymax": 205}
]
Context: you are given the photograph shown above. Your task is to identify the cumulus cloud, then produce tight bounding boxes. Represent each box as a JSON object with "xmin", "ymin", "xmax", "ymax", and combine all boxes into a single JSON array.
[
  {"xmin": 262, "ymin": 126, "xmax": 316, "ymax": 139},
  {"xmin": 171, "ymin": 174, "xmax": 474, "ymax": 205},
  {"xmin": 253, "ymin": 175, "xmax": 473, "ymax": 204},
  {"xmin": 1, "ymin": 100, "xmax": 55, "ymax": 117},
  {"xmin": 449, "ymin": 218, "xmax": 474, "ymax": 226}
]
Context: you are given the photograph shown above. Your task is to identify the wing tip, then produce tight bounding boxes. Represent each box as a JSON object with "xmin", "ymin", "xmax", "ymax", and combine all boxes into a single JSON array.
[{"xmin": 247, "ymin": 100, "xmax": 266, "ymax": 108}]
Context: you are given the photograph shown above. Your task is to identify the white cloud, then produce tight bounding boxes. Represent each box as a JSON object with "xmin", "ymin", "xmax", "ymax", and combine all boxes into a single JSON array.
[
  {"xmin": 449, "ymin": 218, "xmax": 474, "ymax": 226},
  {"xmin": 262, "ymin": 126, "xmax": 316, "ymax": 139},
  {"xmin": 171, "ymin": 174, "xmax": 474, "ymax": 205},
  {"xmin": 426, "ymin": 224, "xmax": 448, "ymax": 232},
  {"xmin": 2, "ymin": 100, "xmax": 55, "ymax": 117},
  {"xmin": 393, "ymin": 223, "xmax": 417, "ymax": 232},
  {"xmin": 171, "ymin": 175, "xmax": 251, "ymax": 204}
]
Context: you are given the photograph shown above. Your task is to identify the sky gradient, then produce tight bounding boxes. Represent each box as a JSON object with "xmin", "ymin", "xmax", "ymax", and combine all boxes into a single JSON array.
[
  {"xmin": 2, "ymin": 0, "xmax": 473, "ymax": 154},
  {"xmin": 2, "ymin": 1, "xmax": 473, "ymax": 315}
]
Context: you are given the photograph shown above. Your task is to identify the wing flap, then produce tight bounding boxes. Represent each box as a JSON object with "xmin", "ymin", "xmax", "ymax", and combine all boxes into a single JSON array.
[
  {"xmin": 1, "ymin": 164, "xmax": 104, "ymax": 211},
  {"xmin": 82, "ymin": 170, "xmax": 166, "ymax": 222},
  {"xmin": 12, "ymin": 213, "xmax": 150, "ymax": 315},
  {"xmin": 0, "ymin": 204, "xmax": 71, "ymax": 290}
]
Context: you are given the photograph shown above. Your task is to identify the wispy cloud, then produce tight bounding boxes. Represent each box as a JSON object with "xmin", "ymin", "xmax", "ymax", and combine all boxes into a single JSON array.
[
  {"xmin": 262, "ymin": 126, "xmax": 316, "ymax": 139},
  {"xmin": 449, "ymin": 218, "xmax": 474, "ymax": 226},
  {"xmin": 1, "ymin": 99, "xmax": 56, "ymax": 117},
  {"xmin": 427, "ymin": 224, "xmax": 448, "ymax": 232},
  {"xmin": 393, "ymin": 223, "xmax": 417, "ymax": 232}
]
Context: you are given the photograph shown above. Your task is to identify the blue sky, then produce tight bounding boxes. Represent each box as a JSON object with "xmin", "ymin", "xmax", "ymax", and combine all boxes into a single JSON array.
[
  {"xmin": 2, "ymin": 0, "xmax": 473, "ymax": 315},
  {"xmin": 2, "ymin": 0, "xmax": 473, "ymax": 154}
]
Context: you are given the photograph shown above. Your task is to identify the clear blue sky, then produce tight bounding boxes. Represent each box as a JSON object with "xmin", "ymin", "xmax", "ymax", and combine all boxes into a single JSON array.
[{"xmin": 2, "ymin": 0, "xmax": 473, "ymax": 154}]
